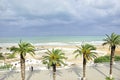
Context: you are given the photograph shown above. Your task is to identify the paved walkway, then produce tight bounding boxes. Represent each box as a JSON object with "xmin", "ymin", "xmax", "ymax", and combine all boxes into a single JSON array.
[{"xmin": 1, "ymin": 62, "xmax": 120, "ymax": 80}]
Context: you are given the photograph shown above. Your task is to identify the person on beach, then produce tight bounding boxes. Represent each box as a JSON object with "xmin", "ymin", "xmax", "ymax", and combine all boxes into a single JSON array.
[
  {"xmin": 29, "ymin": 66, "xmax": 33, "ymax": 71},
  {"xmin": 31, "ymin": 66, "xmax": 33, "ymax": 71}
]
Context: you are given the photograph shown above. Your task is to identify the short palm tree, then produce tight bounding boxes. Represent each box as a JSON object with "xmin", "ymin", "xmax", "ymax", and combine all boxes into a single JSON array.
[
  {"xmin": 103, "ymin": 33, "xmax": 120, "ymax": 79},
  {"xmin": 42, "ymin": 49, "xmax": 67, "ymax": 80},
  {"xmin": 73, "ymin": 44, "xmax": 97, "ymax": 80},
  {"xmin": 10, "ymin": 41, "xmax": 35, "ymax": 80},
  {"xmin": 0, "ymin": 53, "xmax": 5, "ymax": 65},
  {"xmin": 0, "ymin": 53, "xmax": 4, "ymax": 60}
]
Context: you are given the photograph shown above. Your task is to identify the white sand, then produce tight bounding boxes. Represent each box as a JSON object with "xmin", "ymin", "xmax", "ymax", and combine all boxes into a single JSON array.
[{"xmin": 0, "ymin": 43, "xmax": 120, "ymax": 80}]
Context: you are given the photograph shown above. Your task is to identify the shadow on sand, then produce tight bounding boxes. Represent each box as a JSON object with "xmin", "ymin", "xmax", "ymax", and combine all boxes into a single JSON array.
[
  {"xmin": 26, "ymin": 70, "xmax": 41, "ymax": 80},
  {"xmin": 47, "ymin": 69, "xmax": 62, "ymax": 79},
  {"xmin": 93, "ymin": 66, "xmax": 107, "ymax": 77},
  {"xmin": 67, "ymin": 65, "xmax": 82, "ymax": 77}
]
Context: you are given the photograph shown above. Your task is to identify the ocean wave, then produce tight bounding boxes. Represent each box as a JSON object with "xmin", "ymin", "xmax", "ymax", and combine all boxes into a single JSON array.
[
  {"xmin": 69, "ymin": 41, "xmax": 104, "ymax": 45},
  {"xmin": 0, "ymin": 41, "xmax": 104, "ymax": 47}
]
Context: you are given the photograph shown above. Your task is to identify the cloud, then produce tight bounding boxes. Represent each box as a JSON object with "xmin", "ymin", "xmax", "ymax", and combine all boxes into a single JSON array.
[
  {"xmin": 2, "ymin": 0, "xmax": 74, "ymax": 17},
  {"xmin": 0, "ymin": 0, "xmax": 120, "ymax": 36},
  {"xmin": 1, "ymin": 0, "xmax": 120, "ymax": 21}
]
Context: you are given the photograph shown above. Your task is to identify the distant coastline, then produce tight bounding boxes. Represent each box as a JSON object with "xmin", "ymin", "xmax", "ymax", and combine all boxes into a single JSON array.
[
  {"xmin": 0, "ymin": 36, "xmax": 104, "ymax": 43},
  {"xmin": 0, "ymin": 36, "xmax": 105, "ymax": 48}
]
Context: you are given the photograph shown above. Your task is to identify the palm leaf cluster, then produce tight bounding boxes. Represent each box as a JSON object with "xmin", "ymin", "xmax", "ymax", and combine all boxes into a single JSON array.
[
  {"xmin": 42, "ymin": 49, "xmax": 67, "ymax": 69},
  {"xmin": 74, "ymin": 44, "xmax": 97, "ymax": 61},
  {"xmin": 10, "ymin": 41, "xmax": 35, "ymax": 58},
  {"xmin": 103, "ymin": 33, "xmax": 120, "ymax": 47}
]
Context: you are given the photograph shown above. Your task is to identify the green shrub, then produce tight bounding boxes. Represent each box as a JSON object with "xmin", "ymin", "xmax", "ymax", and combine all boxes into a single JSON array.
[
  {"xmin": 7, "ymin": 53, "xmax": 15, "ymax": 59},
  {"xmin": 94, "ymin": 55, "xmax": 110, "ymax": 63},
  {"xmin": 0, "ymin": 53, "xmax": 4, "ymax": 60},
  {"xmin": 94, "ymin": 55, "xmax": 120, "ymax": 63},
  {"xmin": 114, "ymin": 55, "xmax": 120, "ymax": 61},
  {"xmin": 105, "ymin": 76, "xmax": 114, "ymax": 80},
  {"xmin": 0, "ymin": 64, "xmax": 12, "ymax": 70}
]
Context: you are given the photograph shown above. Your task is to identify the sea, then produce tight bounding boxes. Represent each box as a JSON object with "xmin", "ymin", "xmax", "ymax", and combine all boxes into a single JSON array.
[{"xmin": 0, "ymin": 36, "xmax": 105, "ymax": 46}]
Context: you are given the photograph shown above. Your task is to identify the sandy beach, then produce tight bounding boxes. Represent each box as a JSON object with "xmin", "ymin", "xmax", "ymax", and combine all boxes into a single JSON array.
[
  {"xmin": 0, "ymin": 44, "xmax": 111, "ymax": 64},
  {"xmin": 0, "ymin": 43, "xmax": 120, "ymax": 80},
  {"xmin": 32, "ymin": 44, "xmax": 120, "ymax": 64},
  {"xmin": 0, "ymin": 43, "xmax": 120, "ymax": 67}
]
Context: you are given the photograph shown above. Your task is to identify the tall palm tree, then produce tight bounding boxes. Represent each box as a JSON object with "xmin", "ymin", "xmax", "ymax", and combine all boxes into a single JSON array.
[
  {"xmin": 42, "ymin": 49, "xmax": 67, "ymax": 80},
  {"xmin": 10, "ymin": 41, "xmax": 35, "ymax": 80},
  {"xmin": 73, "ymin": 44, "xmax": 97, "ymax": 80},
  {"xmin": 103, "ymin": 33, "xmax": 120, "ymax": 79}
]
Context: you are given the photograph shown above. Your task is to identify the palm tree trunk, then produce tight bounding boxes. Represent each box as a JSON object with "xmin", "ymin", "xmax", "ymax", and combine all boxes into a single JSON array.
[
  {"xmin": 52, "ymin": 64, "xmax": 56, "ymax": 80},
  {"xmin": 82, "ymin": 56, "xmax": 86, "ymax": 80},
  {"xmin": 20, "ymin": 54, "xmax": 25, "ymax": 80},
  {"xmin": 109, "ymin": 46, "xmax": 115, "ymax": 79}
]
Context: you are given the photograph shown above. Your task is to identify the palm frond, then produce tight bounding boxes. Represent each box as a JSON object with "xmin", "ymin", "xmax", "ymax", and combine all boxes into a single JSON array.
[
  {"xmin": 103, "ymin": 33, "xmax": 120, "ymax": 47},
  {"xmin": 10, "ymin": 41, "xmax": 35, "ymax": 60},
  {"xmin": 74, "ymin": 44, "xmax": 97, "ymax": 62},
  {"xmin": 75, "ymin": 54, "xmax": 80, "ymax": 58},
  {"xmin": 42, "ymin": 48, "xmax": 67, "ymax": 69}
]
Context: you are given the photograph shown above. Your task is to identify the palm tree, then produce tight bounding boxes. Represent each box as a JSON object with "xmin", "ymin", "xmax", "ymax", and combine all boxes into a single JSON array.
[
  {"xmin": 0, "ymin": 53, "xmax": 5, "ymax": 65},
  {"xmin": 0, "ymin": 47, "xmax": 4, "ymax": 60},
  {"xmin": 0, "ymin": 53, "xmax": 4, "ymax": 60},
  {"xmin": 0, "ymin": 53, "xmax": 6, "ymax": 66},
  {"xmin": 73, "ymin": 44, "xmax": 97, "ymax": 80},
  {"xmin": 103, "ymin": 33, "xmax": 120, "ymax": 79},
  {"xmin": 42, "ymin": 49, "xmax": 67, "ymax": 80},
  {"xmin": 10, "ymin": 41, "xmax": 35, "ymax": 80}
]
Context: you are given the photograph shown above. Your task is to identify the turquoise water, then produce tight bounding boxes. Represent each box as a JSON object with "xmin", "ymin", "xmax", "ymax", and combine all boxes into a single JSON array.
[{"xmin": 0, "ymin": 36, "xmax": 105, "ymax": 43}]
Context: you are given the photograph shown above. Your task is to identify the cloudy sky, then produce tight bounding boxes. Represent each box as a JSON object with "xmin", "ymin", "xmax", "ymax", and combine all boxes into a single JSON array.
[{"xmin": 0, "ymin": 0, "xmax": 120, "ymax": 37}]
